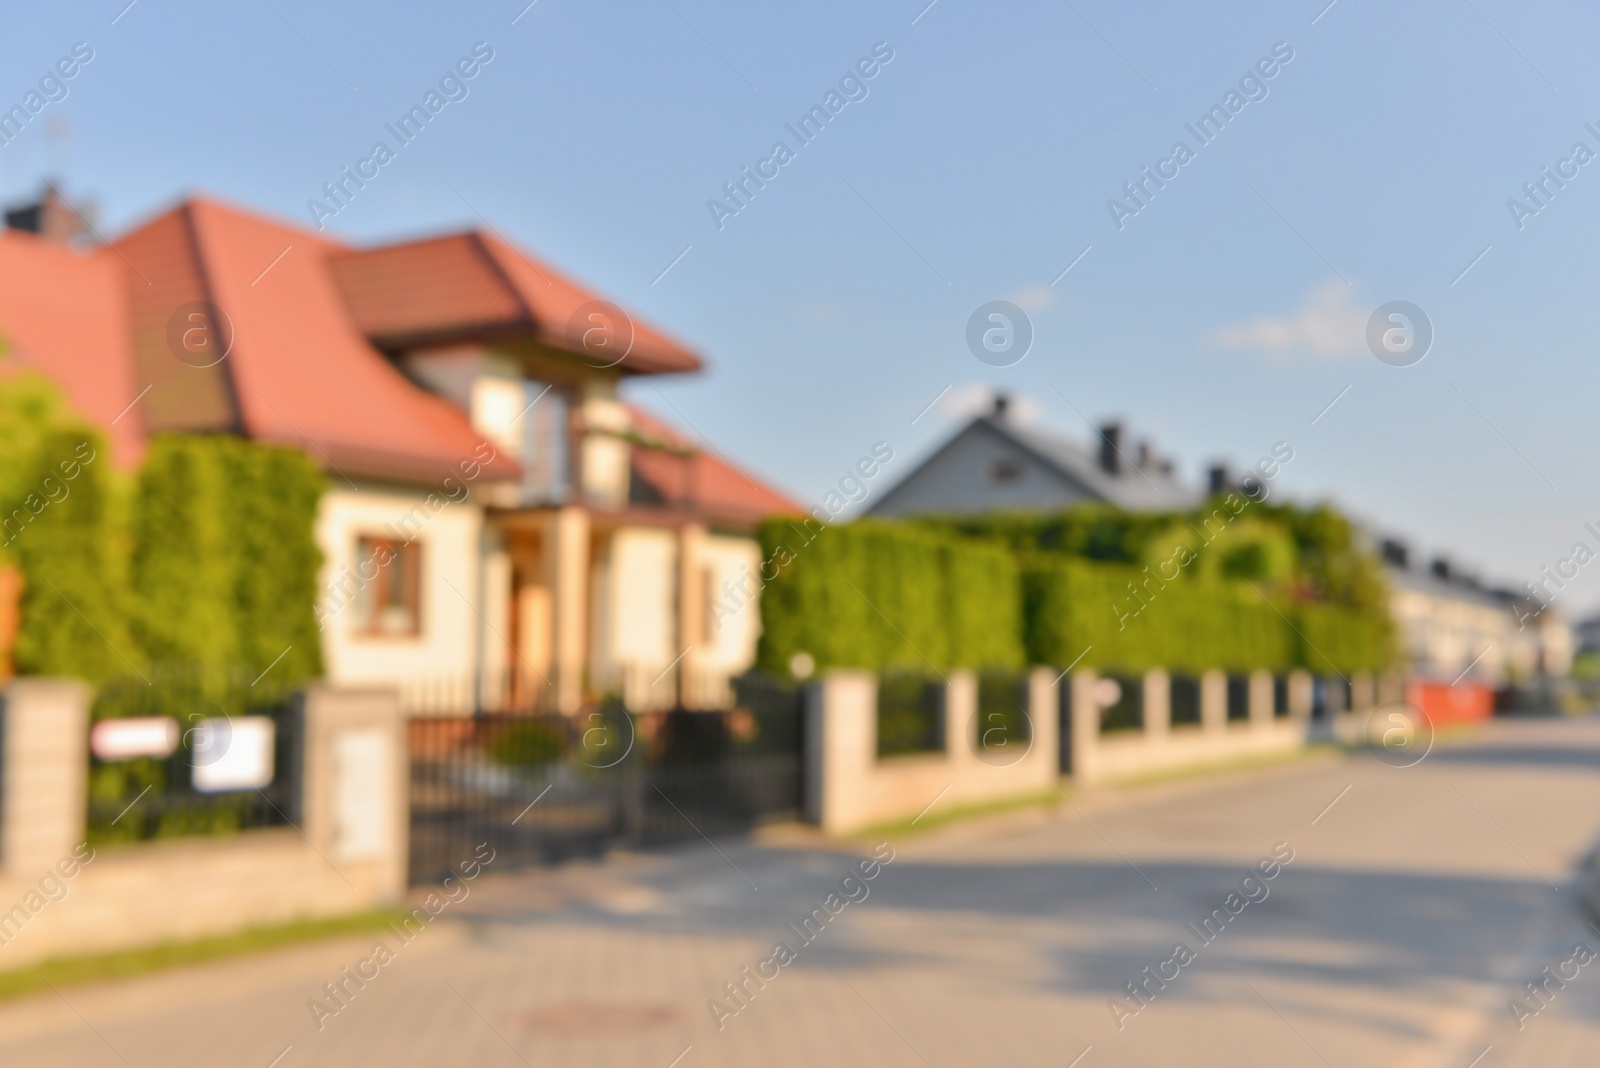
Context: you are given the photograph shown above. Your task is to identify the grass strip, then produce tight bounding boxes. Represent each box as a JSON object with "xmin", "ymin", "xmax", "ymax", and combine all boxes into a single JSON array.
[{"xmin": 0, "ymin": 908, "xmax": 408, "ymax": 1002}]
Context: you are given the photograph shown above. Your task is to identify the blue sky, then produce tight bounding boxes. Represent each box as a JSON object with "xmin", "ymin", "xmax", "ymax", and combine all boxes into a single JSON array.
[{"xmin": 6, "ymin": 0, "xmax": 1600, "ymax": 612}]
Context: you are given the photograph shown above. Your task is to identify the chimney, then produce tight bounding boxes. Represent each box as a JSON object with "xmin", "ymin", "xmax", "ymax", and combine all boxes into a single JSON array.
[
  {"xmin": 1430, "ymin": 557, "xmax": 1451, "ymax": 582},
  {"xmin": 4, "ymin": 181, "xmax": 92, "ymax": 244},
  {"xmin": 1380, "ymin": 538, "xmax": 1409, "ymax": 569},
  {"xmin": 1136, "ymin": 440, "xmax": 1152, "ymax": 470},
  {"xmin": 1207, "ymin": 463, "xmax": 1230, "ymax": 495},
  {"xmin": 1098, "ymin": 422, "xmax": 1122, "ymax": 476},
  {"xmin": 991, "ymin": 392, "xmax": 1010, "ymax": 420}
]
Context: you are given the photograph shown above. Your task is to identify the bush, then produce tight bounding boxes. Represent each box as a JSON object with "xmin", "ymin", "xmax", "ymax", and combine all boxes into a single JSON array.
[
  {"xmin": 759, "ymin": 510, "xmax": 1396, "ymax": 678},
  {"xmin": 10, "ymin": 427, "xmax": 132, "ymax": 682},
  {"xmin": 132, "ymin": 435, "xmax": 325, "ymax": 684},
  {"xmin": 1022, "ymin": 556, "xmax": 1294, "ymax": 673},
  {"xmin": 1295, "ymin": 602, "xmax": 1396, "ymax": 674},
  {"xmin": 755, "ymin": 519, "xmax": 1024, "ymax": 674},
  {"xmin": 0, "ymin": 363, "xmax": 327, "ymax": 690},
  {"xmin": 489, "ymin": 719, "xmax": 567, "ymax": 766}
]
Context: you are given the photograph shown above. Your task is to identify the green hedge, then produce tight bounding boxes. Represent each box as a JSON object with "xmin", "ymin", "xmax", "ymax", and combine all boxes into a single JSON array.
[
  {"xmin": 0, "ymin": 366, "xmax": 327, "ymax": 687},
  {"xmin": 11, "ymin": 428, "xmax": 132, "ymax": 682},
  {"xmin": 1295, "ymin": 602, "xmax": 1395, "ymax": 674},
  {"xmin": 758, "ymin": 515, "xmax": 1396, "ymax": 679},
  {"xmin": 1022, "ymin": 556, "xmax": 1293, "ymax": 673},
  {"xmin": 755, "ymin": 519, "xmax": 1024, "ymax": 674},
  {"xmin": 132, "ymin": 435, "xmax": 325, "ymax": 683},
  {"xmin": 1020, "ymin": 555, "xmax": 1395, "ymax": 675}
]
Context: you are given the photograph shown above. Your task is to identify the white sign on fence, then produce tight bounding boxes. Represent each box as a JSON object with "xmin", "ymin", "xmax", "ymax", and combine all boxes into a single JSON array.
[
  {"xmin": 191, "ymin": 716, "xmax": 276, "ymax": 793},
  {"xmin": 90, "ymin": 717, "xmax": 180, "ymax": 760}
]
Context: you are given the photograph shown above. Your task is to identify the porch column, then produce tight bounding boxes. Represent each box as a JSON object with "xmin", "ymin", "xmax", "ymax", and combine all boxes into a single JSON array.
[
  {"xmin": 677, "ymin": 522, "xmax": 707, "ymax": 708},
  {"xmin": 541, "ymin": 506, "xmax": 590, "ymax": 714}
]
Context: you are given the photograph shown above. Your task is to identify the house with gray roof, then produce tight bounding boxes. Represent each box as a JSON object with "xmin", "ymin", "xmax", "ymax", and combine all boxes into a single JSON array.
[{"xmin": 867, "ymin": 395, "xmax": 1202, "ymax": 518}]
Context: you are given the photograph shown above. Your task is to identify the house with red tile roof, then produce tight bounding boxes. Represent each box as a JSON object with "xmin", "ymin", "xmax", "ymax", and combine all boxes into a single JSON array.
[{"xmin": 0, "ymin": 186, "xmax": 799, "ymax": 713}]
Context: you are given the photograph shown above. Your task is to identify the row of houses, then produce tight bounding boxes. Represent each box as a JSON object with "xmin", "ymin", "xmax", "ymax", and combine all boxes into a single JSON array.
[
  {"xmin": 867, "ymin": 392, "xmax": 1572, "ymax": 692},
  {"xmin": 0, "ymin": 184, "xmax": 1571, "ymax": 710}
]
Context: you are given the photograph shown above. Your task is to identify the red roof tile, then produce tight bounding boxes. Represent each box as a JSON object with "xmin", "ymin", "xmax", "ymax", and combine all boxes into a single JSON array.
[
  {"xmin": 327, "ymin": 231, "xmax": 702, "ymax": 374},
  {"xmin": 81, "ymin": 197, "xmax": 518, "ymax": 484},
  {"xmin": 0, "ymin": 230, "xmax": 144, "ymax": 465}
]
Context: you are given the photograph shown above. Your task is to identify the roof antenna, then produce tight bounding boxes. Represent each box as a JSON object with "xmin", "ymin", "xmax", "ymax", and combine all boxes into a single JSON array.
[{"xmin": 46, "ymin": 115, "xmax": 71, "ymax": 184}]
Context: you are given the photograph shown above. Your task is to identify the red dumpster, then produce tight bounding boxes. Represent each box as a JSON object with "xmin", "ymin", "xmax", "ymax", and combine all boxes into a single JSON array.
[{"xmin": 1405, "ymin": 679, "xmax": 1494, "ymax": 728}]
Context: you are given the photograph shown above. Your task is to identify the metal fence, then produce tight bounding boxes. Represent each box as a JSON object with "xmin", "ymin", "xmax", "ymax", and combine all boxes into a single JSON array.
[
  {"xmin": 1099, "ymin": 674, "xmax": 1144, "ymax": 733},
  {"xmin": 406, "ymin": 674, "xmax": 803, "ymax": 885},
  {"xmin": 1226, "ymin": 675, "xmax": 1250, "ymax": 721},
  {"xmin": 975, "ymin": 670, "xmax": 1031, "ymax": 758},
  {"xmin": 1170, "ymin": 675, "xmax": 1202, "ymax": 726},
  {"xmin": 86, "ymin": 665, "xmax": 299, "ymax": 845},
  {"xmin": 876, "ymin": 672, "xmax": 945, "ymax": 758}
]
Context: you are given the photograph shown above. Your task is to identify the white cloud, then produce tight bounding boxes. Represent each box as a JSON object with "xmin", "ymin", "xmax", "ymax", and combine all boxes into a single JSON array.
[
  {"xmin": 1008, "ymin": 285, "xmax": 1054, "ymax": 312},
  {"xmin": 1210, "ymin": 280, "xmax": 1366, "ymax": 360}
]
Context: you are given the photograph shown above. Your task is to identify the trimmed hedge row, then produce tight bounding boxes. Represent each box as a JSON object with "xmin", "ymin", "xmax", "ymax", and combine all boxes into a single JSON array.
[
  {"xmin": 758, "ymin": 518, "xmax": 1396, "ymax": 677},
  {"xmin": 133, "ymin": 435, "xmax": 326, "ymax": 683},
  {"xmin": 755, "ymin": 519, "xmax": 1024, "ymax": 675},
  {"xmin": 1020, "ymin": 556, "xmax": 1392, "ymax": 673},
  {"xmin": 11, "ymin": 428, "xmax": 131, "ymax": 681},
  {"xmin": 0, "ymin": 378, "xmax": 327, "ymax": 686},
  {"xmin": 1021, "ymin": 556, "xmax": 1293, "ymax": 673}
]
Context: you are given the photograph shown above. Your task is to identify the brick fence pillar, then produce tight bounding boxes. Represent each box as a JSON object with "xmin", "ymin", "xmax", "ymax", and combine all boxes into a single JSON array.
[
  {"xmin": 297, "ymin": 685, "xmax": 409, "ymax": 902},
  {"xmin": 1, "ymin": 679, "xmax": 90, "ymax": 877}
]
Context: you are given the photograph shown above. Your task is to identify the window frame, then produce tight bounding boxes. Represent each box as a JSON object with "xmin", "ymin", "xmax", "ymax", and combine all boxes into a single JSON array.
[{"xmin": 351, "ymin": 534, "xmax": 424, "ymax": 639}]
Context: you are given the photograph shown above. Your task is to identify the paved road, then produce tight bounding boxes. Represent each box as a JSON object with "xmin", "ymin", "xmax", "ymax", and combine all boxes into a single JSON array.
[{"xmin": 7, "ymin": 717, "xmax": 1600, "ymax": 1067}]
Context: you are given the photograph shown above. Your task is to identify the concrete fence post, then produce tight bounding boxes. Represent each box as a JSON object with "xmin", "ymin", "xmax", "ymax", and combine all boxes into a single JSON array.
[
  {"xmin": 1027, "ymin": 667, "xmax": 1060, "ymax": 780},
  {"xmin": 804, "ymin": 671, "xmax": 875, "ymax": 833},
  {"xmin": 296, "ymin": 685, "xmax": 409, "ymax": 903},
  {"xmin": 1, "ymin": 679, "xmax": 90, "ymax": 877},
  {"xmin": 1288, "ymin": 670, "xmax": 1313, "ymax": 722},
  {"xmin": 1143, "ymin": 669, "xmax": 1170, "ymax": 742},
  {"xmin": 945, "ymin": 671, "xmax": 977, "ymax": 769},
  {"xmin": 1248, "ymin": 670, "xmax": 1274, "ymax": 728},
  {"xmin": 1069, "ymin": 670, "xmax": 1100, "ymax": 783},
  {"xmin": 1351, "ymin": 673, "xmax": 1375, "ymax": 716},
  {"xmin": 1377, "ymin": 671, "xmax": 1404, "ymax": 707},
  {"xmin": 1200, "ymin": 669, "xmax": 1227, "ymax": 734}
]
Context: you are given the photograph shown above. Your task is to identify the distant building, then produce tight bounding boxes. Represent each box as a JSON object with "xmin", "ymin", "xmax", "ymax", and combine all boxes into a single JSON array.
[
  {"xmin": 1380, "ymin": 539, "xmax": 1571, "ymax": 685},
  {"xmin": 868, "ymin": 395, "xmax": 1200, "ymax": 517},
  {"xmin": 1574, "ymin": 614, "xmax": 1600, "ymax": 655}
]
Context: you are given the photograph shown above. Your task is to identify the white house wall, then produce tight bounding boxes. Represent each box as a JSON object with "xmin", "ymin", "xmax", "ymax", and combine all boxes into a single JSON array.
[
  {"xmin": 701, "ymin": 534, "xmax": 763, "ymax": 674},
  {"xmin": 314, "ymin": 485, "xmax": 485, "ymax": 708},
  {"xmin": 590, "ymin": 527, "xmax": 679, "ymax": 705}
]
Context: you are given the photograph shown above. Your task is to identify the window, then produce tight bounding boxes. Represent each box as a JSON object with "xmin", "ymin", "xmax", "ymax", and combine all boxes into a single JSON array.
[
  {"xmin": 353, "ymin": 536, "xmax": 421, "ymax": 636},
  {"xmin": 989, "ymin": 459, "xmax": 1023, "ymax": 484}
]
